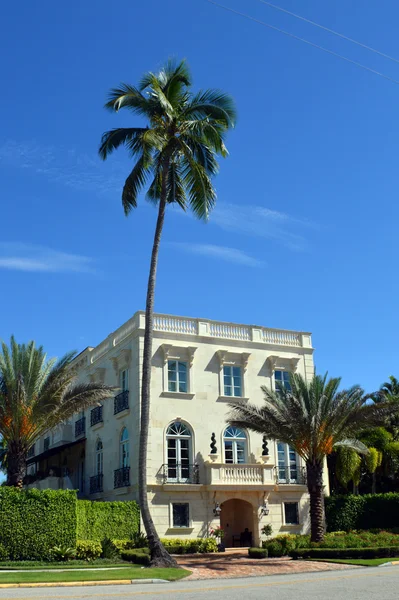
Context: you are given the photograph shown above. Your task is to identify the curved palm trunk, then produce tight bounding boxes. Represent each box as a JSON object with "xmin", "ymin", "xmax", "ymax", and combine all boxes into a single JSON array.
[
  {"xmin": 7, "ymin": 441, "xmax": 26, "ymax": 487},
  {"xmin": 306, "ymin": 461, "xmax": 325, "ymax": 543},
  {"xmin": 139, "ymin": 169, "xmax": 178, "ymax": 569}
]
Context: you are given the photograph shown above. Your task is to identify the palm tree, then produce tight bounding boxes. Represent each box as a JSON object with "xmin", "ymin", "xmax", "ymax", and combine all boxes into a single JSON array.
[
  {"xmin": 99, "ymin": 59, "xmax": 236, "ymax": 567},
  {"xmin": 374, "ymin": 376, "xmax": 399, "ymax": 438},
  {"xmin": 227, "ymin": 373, "xmax": 394, "ymax": 542},
  {"xmin": 0, "ymin": 438, "xmax": 7, "ymax": 474},
  {"xmin": 0, "ymin": 337, "xmax": 114, "ymax": 487}
]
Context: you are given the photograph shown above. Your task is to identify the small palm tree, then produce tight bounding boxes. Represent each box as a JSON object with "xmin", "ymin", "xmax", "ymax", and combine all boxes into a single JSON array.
[
  {"xmin": 99, "ymin": 59, "xmax": 236, "ymax": 567},
  {"xmin": 374, "ymin": 376, "xmax": 399, "ymax": 438},
  {"xmin": 0, "ymin": 337, "xmax": 114, "ymax": 487},
  {"xmin": 227, "ymin": 373, "xmax": 394, "ymax": 542}
]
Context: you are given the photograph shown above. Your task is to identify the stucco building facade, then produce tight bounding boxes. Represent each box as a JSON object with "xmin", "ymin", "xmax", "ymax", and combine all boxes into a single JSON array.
[{"xmin": 26, "ymin": 311, "xmax": 320, "ymax": 546}]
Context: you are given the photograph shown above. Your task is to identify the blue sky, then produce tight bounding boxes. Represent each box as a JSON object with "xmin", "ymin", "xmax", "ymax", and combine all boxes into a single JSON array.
[{"xmin": 1, "ymin": 0, "xmax": 399, "ymax": 393}]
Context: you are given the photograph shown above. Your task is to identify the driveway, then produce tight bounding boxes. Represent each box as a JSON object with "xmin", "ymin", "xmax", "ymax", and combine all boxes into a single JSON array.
[{"xmin": 177, "ymin": 550, "xmax": 355, "ymax": 580}]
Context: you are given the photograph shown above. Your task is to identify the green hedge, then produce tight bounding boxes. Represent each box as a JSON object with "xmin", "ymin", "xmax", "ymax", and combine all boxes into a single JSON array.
[
  {"xmin": 291, "ymin": 546, "xmax": 399, "ymax": 560},
  {"xmin": 0, "ymin": 488, "xmax": 76, "ymax": 560},
  {"xmin": 248, "ymin": 547, "xmax": 268, "ymax": 559},
  {"xmin": 160, "ymin": 538, "xmax": 218, "ymax": 554},
  {"xmin": 76, "ymin": 500, "xmax": 140, "ymax": 540},
  {"xmin": 121, "ymin": 548, "xmax": 150, "ymax": 566},
  {"xmin": 325, "ymin": 494, "xmax": 399, "ymax": 531}
]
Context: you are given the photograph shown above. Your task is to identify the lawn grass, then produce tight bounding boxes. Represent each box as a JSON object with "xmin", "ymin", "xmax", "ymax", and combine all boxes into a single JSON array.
[
  {"xmin": 0, "ymin": 567, "xmax": 190, "ymax": 584},
  {"xmin": 0, "ymin": 563, "xmax": 129, "ymax": 571},
  {"xmin": 309, "ymin": 558, "xmax": 395, "ymax": 567}
]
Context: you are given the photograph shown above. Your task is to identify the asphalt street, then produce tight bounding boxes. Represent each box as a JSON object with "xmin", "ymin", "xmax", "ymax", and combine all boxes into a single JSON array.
[{"xmin": 0, "ymin": 566, "xmax": 397, "ymax": 600}]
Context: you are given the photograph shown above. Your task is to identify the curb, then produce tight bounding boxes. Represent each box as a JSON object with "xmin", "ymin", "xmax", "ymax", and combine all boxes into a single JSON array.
[
  {"xmin": 379, "ymin": 561, "xmax": 399, "ymax": 567},
  {"xmin": 0, "ymin": 579, "xmax": 170, "ymax": 589}
]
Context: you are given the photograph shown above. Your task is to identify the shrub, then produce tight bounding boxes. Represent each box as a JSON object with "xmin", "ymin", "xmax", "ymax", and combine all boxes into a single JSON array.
[
  {"xmin": 325, "ymin": 494, "xmax": 399, "ymax": 532},
  {"xmin": 0, "ymin": 488, "xmax": 76, "ymax": 560},
  {"xmin": 262, "ymin": 540, "xmax": 285, "ymax": 557},
  {"xmin": 101, "ymin": 537, "xmax": 119, "ymax": 559},
  {"xmin": 248, "ymin": 547, "xmax": 268, "ymax": 559},
  {"xmin": 130, "ymin": 531, "xmax": 148, "ymax": 548},
  {"xmin": 160, "ymin": 538, "xmax": 217, "ymax": 554},
  {"xmin": 75, "ymin": 540, "xmax": 102, "ymax": 561},
  {"xmin": 110, "ymin": 540, "xmax": 135, "ymax": 553},
  {"xmin": 76, "ymin": 500, "xmax": 140, "ymax": 541},
  {"xmin": 290, "ymin": 546, "xmax": 399, "ymax": 560},
  {"xmin": 121, "ymin": 548, "xmax": 150, "ymax": 566},
  {"xmin": 50, "ymin": 546, "xmax": 76, "ymax": 562}
]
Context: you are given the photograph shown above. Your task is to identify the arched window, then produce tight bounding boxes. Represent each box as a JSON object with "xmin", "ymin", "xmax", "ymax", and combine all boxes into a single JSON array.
[
  {"xmin": 166, "ymin": 422, "xmax": 192, "ymax": 482},
  {"xmin": 120, "ymin": 428, "xmax": 129, "ymax": 468},
  {"xmin": 96, "ymin": 439, "xmax": 103, "ymax": 475},
  {"xmin": 223, "ymin": 426, "xmax": 247, "ymax": 464}
]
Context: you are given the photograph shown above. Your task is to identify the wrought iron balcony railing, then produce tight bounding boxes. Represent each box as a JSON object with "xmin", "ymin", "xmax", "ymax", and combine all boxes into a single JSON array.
[
  {"xmin": 275, "ymin": 466, "xmax": 306, "ymax": 485},
  {"xmin": 114, "ymin": 390, "xmax": 129, "ymax": 415},
  {"xmin": 75, "ymin": 416, "xmax": 86, "ymax": 438},
  {"xmin": 158, "ymin": 463, "xmax": 200, "ymax": 484},
  {"xmin": 114, "ymin": 466, "xmax": 130, "ymax": 488},
  {"xmin": 43, "ymin": 437, "xmax": 50, "ymax": 452},
  {"xmin": 90, "ymin": 405, "xmax": 103, "ymax": 427},
  {"xmin": 90, "ymin": 474, "xmax": 103, "ymax": 494}
]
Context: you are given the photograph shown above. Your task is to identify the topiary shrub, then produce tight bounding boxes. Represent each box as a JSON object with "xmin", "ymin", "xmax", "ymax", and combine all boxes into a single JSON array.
[
  {"xmin": 75, "ymin": 540, "xmax": 102, "ymax": 561},
  {"xmin": 120, "ymin": 548, "xmax": 150, "ymax": 566},
  {"xmin": 248, "ymin": 547, "xmax": 268, "ymax": 559}
]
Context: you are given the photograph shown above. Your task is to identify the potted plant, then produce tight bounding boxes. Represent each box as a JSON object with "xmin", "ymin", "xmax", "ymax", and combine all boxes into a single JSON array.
[{"xmin": 210, "ymin": 526, "xmax": 225, "ymax": 552}]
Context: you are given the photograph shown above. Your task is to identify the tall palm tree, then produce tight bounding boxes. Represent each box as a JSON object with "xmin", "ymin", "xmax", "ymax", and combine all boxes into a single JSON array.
[
  {"xmin": 99, "ymin": 59, "xmax": 236, "ymax": 567},
  {"xmin": 374, "ymin": 376, "xmax": 399, "ymax": 438},
  {"xmin": 227, "ymin": 373, "xmax": 394, "ymax": 542},
  {"xmin": 0, "ymin": 337, "xmax": 114, "ymax": 487}
]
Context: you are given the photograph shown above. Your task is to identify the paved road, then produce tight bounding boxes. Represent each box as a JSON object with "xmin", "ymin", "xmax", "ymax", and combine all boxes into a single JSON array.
[{"xmin": 0, "ymin": 566, "xmax": 398, "ymax": 600}]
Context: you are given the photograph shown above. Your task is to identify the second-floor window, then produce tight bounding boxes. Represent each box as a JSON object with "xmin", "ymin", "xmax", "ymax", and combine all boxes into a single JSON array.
[
  {"xmin": 275, "ymin": 370, "xmax": 291, "ymax": 393},
  {"xmin": 120, "ymin": 427, "xmax": 129, "ymax": 468},
  {"xmin": 168, "ymin": 360, "xmax": 188, "ymax": 393},
  {"xmin": 277, "ymin": 442, "xmax": 298, "ymax": 482},
  {"xmin": 223, "ymin": 366, "xmax": 242, "ymax": 397},
  {"xmin": 120, "ymin": 369, "xmax": 129, "ymax": 391},
  {"xmin": 96, "ymin": 439, "xmax": 103, "ymax": 475},
  {"xmin": 224, "ymin": 426, "xmax": 247, "ymax": 464}
]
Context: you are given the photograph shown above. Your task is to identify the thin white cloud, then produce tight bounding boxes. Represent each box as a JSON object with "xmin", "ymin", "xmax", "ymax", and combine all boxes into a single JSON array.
[
  {"xmin": 0, "ymin": 139, "xmax": 125, "ymax": 195},
  {"xmin": 0, "ymin": 243, "xmax": 94, "ymax": 274},
  {"xmin": 171, "ymin": 243, "xmax": 264, "ymax": 268},
  {"xmin": 209, "ymin": 203, "xmax": 315, "ymax": 251}
]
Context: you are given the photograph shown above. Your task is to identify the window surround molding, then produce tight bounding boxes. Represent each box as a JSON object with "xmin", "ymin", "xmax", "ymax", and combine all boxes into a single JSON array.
[
  {"xmin": 88, "ymin": 367, "xmax": 106, "ymax": 384},
  {"xmin": 160, "ymin": 344, "xmax": 196, "ymax": 399},
  {"xmin": 111, "ymin": 348, "xmax": 132, "ymax": 380},
  {"xmin": 168, "ymin": 500, "xmax": 193, "ymax": 531},
  {"xmin": 163, "ymin": 417, "xmax": 196, "ymax": 464},
  {"xmin": 281, "ymin": 499, "xmax": 300, "ymax": 528},
  {"xmin": 267, "ymin": 355, "xmax": 300, "ymax": 391},
  {"xmin": 216, "ymin": 350, "xmax": 250, "ymax": 402}
]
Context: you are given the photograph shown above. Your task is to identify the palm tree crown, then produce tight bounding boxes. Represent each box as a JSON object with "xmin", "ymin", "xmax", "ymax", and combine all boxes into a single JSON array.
[
  {"xmin": 0, "ymin": 337, "xmax": 114, "ymax": 486},
  {"xmin": 228, "ymin": 373, "xmax": 394, "ymax": 541},
  {"xmin": 99, "ymin": 58, "xmax": 236, "ymax": 219}
]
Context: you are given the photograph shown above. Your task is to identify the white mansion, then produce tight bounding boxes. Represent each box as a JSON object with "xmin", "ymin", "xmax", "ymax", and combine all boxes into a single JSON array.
[{"xmin": 26, "ymin": 311, "xmax": 324, "ymax": 547}]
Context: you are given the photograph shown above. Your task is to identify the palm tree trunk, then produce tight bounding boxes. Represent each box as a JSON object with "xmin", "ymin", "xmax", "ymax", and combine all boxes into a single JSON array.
[
  {"xmin": 138, "ymin": 160, "xmax": 178, "ymax": 569},
  {"xmin": 6, "ymin": 441, "xmax": 26, "ymax": 487},
  {"xmin": 306, "ymin": 461, "xmax": 325, "ymax": 543}
]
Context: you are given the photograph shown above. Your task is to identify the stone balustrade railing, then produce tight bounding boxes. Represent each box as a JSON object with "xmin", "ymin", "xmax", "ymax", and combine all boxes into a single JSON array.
[
  {"xmin": 85, "ymin": 312, "xmax": 311, "ymax": 365},
  {"xmin": 205, "ymin": 462, "xmax": 275, "ymax": 486}
]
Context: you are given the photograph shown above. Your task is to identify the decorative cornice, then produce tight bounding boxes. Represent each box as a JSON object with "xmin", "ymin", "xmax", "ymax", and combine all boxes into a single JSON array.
[
  {"xmin": 267, "ymin": 355, "xmax": 279, "ymax": 371},
  {"xmin": 291, "ymin": 358, "xmax": 301, "ymax": 373}
]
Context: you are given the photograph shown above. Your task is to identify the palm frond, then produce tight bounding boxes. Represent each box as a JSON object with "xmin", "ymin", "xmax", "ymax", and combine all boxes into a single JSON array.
[
  {"xmin": 122, "ymin": 155, "xmax": 151, "ymax": 215},
  {"xmin": 98, "ymin": 128, "xmax": 148, "ymax": 160},
  {"xmin": 183, "ymin": 90, "xmax": 237, "ymax": 128}
]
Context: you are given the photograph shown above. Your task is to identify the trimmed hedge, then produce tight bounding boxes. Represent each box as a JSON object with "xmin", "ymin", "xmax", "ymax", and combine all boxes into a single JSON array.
[
  {"xmin": 248, "ymin": 547, "xmax": 268, "ymax": 559},
  {"xmin": 121, "ymin": 548, "xmax": 150, "ymax": 566},
  {"xmin": 76, "ymin": 500, "xmax": 140, "ymax": 540},
  {"xmin": 76, "ymin": 540, "xmax": 102, "ymax": 561},
  {"xmin": 0, "ymin": 488, "xmax": 76, "ymax": 561},
  {"xmin": 291, "ymin": 546, "xmax": 399, "ymax": 560},
  {"xmin": 160, "ymin": 538, "xmax": 218, "ymax": 554},
  {"xmin": 325, "ymin": 494, "xmax": 399, "ymax": 532}
]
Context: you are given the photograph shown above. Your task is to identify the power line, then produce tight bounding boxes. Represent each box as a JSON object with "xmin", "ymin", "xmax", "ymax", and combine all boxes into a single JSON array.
[
  {"xmin": 257, "ymin": 0, "xmax": 399, "ymax": 65},
  {"xmin": 206, "ymin": 0, "xmax": 399, "ymax": 85}
]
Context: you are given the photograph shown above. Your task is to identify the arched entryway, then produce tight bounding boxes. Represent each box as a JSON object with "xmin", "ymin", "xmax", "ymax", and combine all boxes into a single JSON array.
[{"xmin": 220, "ymin": 499, "xmax": 255, "ymax": 548}]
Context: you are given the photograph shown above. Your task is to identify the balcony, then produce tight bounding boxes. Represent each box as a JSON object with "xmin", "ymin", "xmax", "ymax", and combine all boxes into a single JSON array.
[
  {"xmin": 114, "ymin": 467, "xmax": 130, "ymax": 488},
  {"xmin": 158, "ymin": 463, "xmax": 200, "ymax": 484},
  {"xmin": 275, "ymin": 466, "xmax": 307, "ymax": 485},
  {"xmin": 90, "ymin": 406, "xmax": 103, "ymax": 427},
  {"xmin": 114, "ymin": 390, "xmax": 129, "ymax": 415},
  {"xmin": 43, "ymin": 437, "xmax": 50, "ymax": 452},
  {"xmin": 90, "ymin": 474, "xmax": 103, "ymax": 494},
  {"xmin": 206, "ymin": 463, "xmax": 275, "ymax": 487},
  {"xmin": 75, "ymin": 416, "xmax": 86, "ymax": 438}
]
